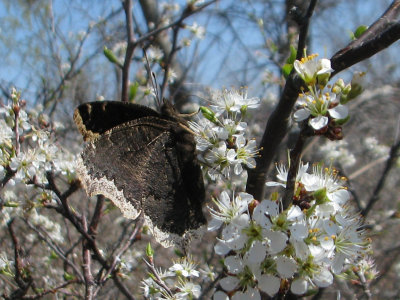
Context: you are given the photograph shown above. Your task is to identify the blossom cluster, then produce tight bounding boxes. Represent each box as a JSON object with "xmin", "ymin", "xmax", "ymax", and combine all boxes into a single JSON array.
[
  {"xmin": 142, "ymin": 254, "xmax": 213, "ymax": 299},
  {"xmin": 209, "ymin": 162, "xmax": 370, "ymax": 299},
  {"xmin": 293, "ymin": 54, "xmax": 364, "ymax": 140},
  {"xmin": 318, "ymin": 140, "xmax": 356, "ymax": 168},
  {"xmin": 0, "ymin": 88, "xmax": 76, "ymax": 187},
  {"xmin": 189, "ymin": 89, "xmax": 260, "ymax": 180},
  {"xmin": 0, "ymin": 88, "xmax": 76, "ymax": 234}
]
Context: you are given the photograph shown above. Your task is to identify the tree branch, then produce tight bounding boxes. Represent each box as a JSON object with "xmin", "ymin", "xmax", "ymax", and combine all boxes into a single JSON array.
[
  {"xmin": 6, "ymin": 219, "xmax": 32, "ymax": 299},
  {"xmin": 331, "ymin": 0, "xmax": 400, "ymax": 76},
  {"xmin": 246, "ymin": 0, "xmax": 400, "ymax": 201},
  {"xmin": 0, "ymin": 166, "xmax": 16, "ymax": 193},
  {"xmin": 10, "ymin": 279, "xmax": 80, "ymax": 300}
]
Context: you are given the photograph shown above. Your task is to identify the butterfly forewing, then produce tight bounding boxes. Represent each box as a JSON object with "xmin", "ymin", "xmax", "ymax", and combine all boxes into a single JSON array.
[
  {"xmin": 74, "ymin": 101, "xmax": 161, "ymax": 141},
  {"xmin": 74, "ymin": 101, "xmax": 206, "ymax": 248}
]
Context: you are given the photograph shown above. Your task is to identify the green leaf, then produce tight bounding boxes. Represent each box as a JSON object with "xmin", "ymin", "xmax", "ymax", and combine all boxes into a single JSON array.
[
  {"xmin": 142, "ymin": 225, "xmax": 149, "ymax": 234},
  {"xmin": 146, "ymin": 243, "xmax": 154, "ymax": 258},
  {"xmin": 4, "ymin": 201, "xmax": 19, "ymax": 207},
  {"xmin": 354, "ymin": 25, "xmax": 368, "ymax": 39},
  {"xmin": 281, "ymin": 46, "xmax": 297, "ymax": 78},
  {"xmin": 49, "ymin": 251, "xmax": 58, "ymax": 260},
  {"xmin": 64, "ymin": 272, "xmax": 75, "ymax": 281},
  {"xmin": 174, "ymin": 249, "xmax": 185, "ymax": 258},
  {"xmin": 148, "ymin": 272, "xmax": 157, "ymax": 281},
  {"xmin": 286, "ymin": 45, "xmax": 297, "ymax": 64},
  {"xmin": 268, "ymin": 40, "xmax": 278, "ymax": 53},
  {"xmin": 282, "ymin": 63, "xmax": 293, "ymax": 79},
  {"xmin": 129, "ymin": 82, "xmax": 140, "ymax": 102},
  {"xmin": 103, "ymin": 46, "xmax": 122, "ymax": 67}
]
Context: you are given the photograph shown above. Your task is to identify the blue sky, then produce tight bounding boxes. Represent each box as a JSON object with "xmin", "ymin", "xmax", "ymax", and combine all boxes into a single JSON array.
[{"xmin": 0, "ymin": 0, "xmax": 397, "ymax": 101}]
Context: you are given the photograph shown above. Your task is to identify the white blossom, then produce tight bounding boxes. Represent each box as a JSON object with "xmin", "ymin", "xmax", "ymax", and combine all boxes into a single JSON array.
[
  {"xmin": 212, "ymin": 160, "xmax": 369, "ymax": 298},
  {"xmin": 294, "ymin": 55, "xmax": 333, "ymax": 85}
]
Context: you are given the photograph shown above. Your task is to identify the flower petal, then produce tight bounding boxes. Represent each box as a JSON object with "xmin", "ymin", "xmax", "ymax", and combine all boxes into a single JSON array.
[
  {"xmin": 220, "ymin": 276, "xmax": 240, "ymax": 291},
  {"xmin": 309, "ymin": 115, "xmax": 328, "ymax": 130},
  {"xmin": 328, "ymin": 105, "xmax": 348, "ymax": 119},
  {"xmin": 294, "ymin": 108, "xmax": 310, "ymax": 121},
  {"xmin": 291, "ymin": 277, "xmax": 308, "ymax": 295},
  {"xmin": 258, "ymin": 274, "xmax": 280, "ymax": 296}
]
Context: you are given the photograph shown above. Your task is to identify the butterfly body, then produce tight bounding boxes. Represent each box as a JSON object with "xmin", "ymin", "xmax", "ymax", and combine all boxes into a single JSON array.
[{"xmin": 74, "ymin": 101, "xmax": 206, "ymax": 247}]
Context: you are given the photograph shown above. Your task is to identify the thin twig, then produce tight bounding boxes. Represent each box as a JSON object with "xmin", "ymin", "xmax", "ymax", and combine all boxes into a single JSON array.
[
  {"xmin": 143, "ymin": 258, "xmax": 174, "ymax": 297},
  {"xmin": 158, "ymin": 1, "xmax": 216, "ymax": 101},
  {"xmin": 24, "ymin": 220, "xmax": 84, "ymax": 282},
  {"xmin": 362, "ymin": 139, "xmax": 400, "ymax": 216},
  {"xmin": 121, "ymin": 0, "xmax": 137, "ymax": 102},
  {"xmin": 348, "ymin": 155, "xmax": 389, "ymax": 180},
  {"xmin": 138, "ymin": 0, "xmax": 215, "ymax": 106},
  {"xmin": 134, "ymin": 0, "xmax": 215, "ymax": 48},
  {"xmin": 7, "ymin": 218, "xmax": 32, "ymax": 299},
  {"xmin": 82, "ymin": 216, "xmax": 95, "ymax": 300},
  {"xmin": 98, "ymin": 216, "xmax": 144, "ymax": 286},
  {"xmin": 89, "ymin": 195, "xmax": 105, "ymax": 235},
  {"xmin": 44, "ymin": 172, "xmax": 135, "ymax": 299},
  {"xmin": 356, "ymin": 269, "xmax": 373, "ymax": 300},
  {"xmin": 282, "ymin": 127, "xmax": 310, "ymax": 209},
  {"xmin": 296, "ymin": 0, "xmax": 318, "ymax": 60},
  {"xmin": 47, "ymin": 7, "xmax": 123, "ymax": 116},
  {"xmin": 10, "ymin": 279, "xmax": 80, "ymax": 300},
  {"xmin": 198, "ymin": 271, "xmax": 224, "ymax": 300},
  {"xmin": 159, "ymin": 21, "xmax": 181, "ymax": 101}
]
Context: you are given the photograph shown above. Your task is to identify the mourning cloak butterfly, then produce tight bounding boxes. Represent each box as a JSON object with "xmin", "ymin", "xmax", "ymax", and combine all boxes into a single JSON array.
[{"xmin": 73, "ymin": 100, "xmax": 206, "ymax": 248}]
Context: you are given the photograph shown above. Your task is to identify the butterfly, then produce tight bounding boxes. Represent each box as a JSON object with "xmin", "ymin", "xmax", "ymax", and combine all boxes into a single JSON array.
[{"xmin": 73, "ymin": 100, "xmax": 206, "ymax": 248}]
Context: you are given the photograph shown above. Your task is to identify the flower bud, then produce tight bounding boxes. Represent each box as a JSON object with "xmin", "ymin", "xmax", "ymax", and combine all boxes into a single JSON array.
[
  {"xmin": 146, "ymin": 243, "xmax": 154, "ymax": 258},
  {"xmin": 347, "ymin": 84, "xmax": 363, "ymax": 101},
  {"xmin": 347, "ymin": 71, "xmax": 365, "ymax": 101},
  {"xmin": 13, "ymin": 104, "xmax": 20, "ymax": 115},
  {"xmin": 103, "ymin": 46, "xmax": 121, "ymax": 66},
  {"xmin": 248, "ymin": 199, "xmax": 260, "ymax": 215},
  {"xmin": 334, "ymin": 78, "xmax": 345, "ymax": 90},
  {"xmin": 317, "ymin": 73, "xmax": 330, "ymax": 87},
  {"xmin": 200, "ymin": 106, "xmax": 219, "ymax": 124},
  {"xmin": 339, "ymin": 84, "xmax": 352, "ymax": 104}
]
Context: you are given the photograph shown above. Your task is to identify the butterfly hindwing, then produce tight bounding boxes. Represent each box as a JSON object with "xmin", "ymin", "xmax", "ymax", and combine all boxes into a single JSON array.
[
  {"xmin": 136, "ymin": 121, "xmax": 206, "ymax": 236},
  {"xmin": 74, "ymin": 101, "xmax": 206, "ymax": 247}
]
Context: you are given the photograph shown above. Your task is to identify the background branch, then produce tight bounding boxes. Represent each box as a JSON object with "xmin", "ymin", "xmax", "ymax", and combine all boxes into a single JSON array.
[{"xmin": 361, "ymin": 139, "xmax": 400, "ymax": 216}]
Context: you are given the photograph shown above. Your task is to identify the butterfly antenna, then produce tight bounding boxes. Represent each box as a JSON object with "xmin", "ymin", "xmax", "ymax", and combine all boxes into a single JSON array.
[{"xmin": 143, "ymin": 48, "xmax": 162, "ymax": 109}]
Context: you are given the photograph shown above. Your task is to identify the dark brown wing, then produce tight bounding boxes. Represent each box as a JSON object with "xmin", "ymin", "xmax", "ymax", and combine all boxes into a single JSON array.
[{"xmin": 75, "ymin": 116, "xmax": 206, "ymax": 247}]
